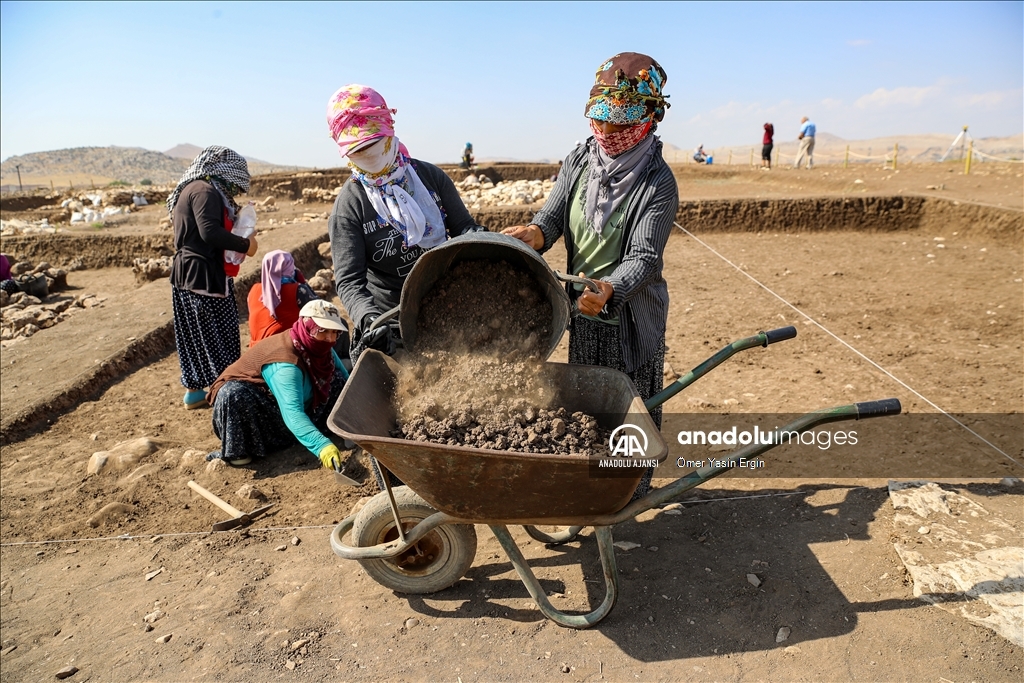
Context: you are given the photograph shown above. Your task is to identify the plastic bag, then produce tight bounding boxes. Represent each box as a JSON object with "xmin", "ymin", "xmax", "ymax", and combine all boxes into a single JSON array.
[{"xmin": 225, "ymin": 203, "xmax": 257, "ymax": 266}]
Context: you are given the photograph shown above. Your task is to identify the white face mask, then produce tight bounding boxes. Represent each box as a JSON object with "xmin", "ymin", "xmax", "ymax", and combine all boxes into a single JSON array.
[{"xmin": 348, "ymin": 136, "xmax": 399, "ymax": 175}]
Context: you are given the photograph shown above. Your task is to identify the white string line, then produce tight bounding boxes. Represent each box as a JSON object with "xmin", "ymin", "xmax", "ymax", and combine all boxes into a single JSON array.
[
  {"xmin": 672, "ymin": 221, "xmax": 1023, "ymax": 469},
  {"xmin": 971, "ymin": 149, "xmax": 1024, "ymax": 164},
  {"xmin": 0, "ymin": 524, "xmax": 337, "ymax": 547}
]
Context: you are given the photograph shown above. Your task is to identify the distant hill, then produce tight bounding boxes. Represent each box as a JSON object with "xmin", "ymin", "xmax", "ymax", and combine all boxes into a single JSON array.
[{"xmin": 0, "ymin": 145, "xmax": 306, "ymax": 189}]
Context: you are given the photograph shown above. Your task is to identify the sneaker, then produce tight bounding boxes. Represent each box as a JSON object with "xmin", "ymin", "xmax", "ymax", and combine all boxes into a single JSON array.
[
  {"xmin": 184, "ymin": 389, "xmax": 208, "ymax": 409},
  {"xmin": 228, "ymin": 457, "xmax": 252, "ymax": 466}
]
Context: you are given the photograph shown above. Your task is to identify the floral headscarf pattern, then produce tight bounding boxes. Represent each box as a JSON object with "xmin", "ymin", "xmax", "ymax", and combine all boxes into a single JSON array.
[
  {"xmin": 585, "ymin": 53, "xmax": 670, "ymax": 126},
  {"xmin": 327, "ymin": 85, "xmax": 397, "ymax": 157}
]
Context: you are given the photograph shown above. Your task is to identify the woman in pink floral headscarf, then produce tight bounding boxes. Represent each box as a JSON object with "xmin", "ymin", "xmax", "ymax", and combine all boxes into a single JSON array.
[{"xmin": 325, "ymin": 84, "xmax": 486, "ymax": 359}]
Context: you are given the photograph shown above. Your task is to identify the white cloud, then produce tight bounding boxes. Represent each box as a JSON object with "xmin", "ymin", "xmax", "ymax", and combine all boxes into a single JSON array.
[
  {"xmin": 956, "ymin": 88, "xmax": 1023, "ymax": 109},
  {"xmin": 820, "ymin": 98, "xmax": 844, "ymax": 110},
  {"xmin": 855, "ymin": 84, "xmax": 943, "ymax": 110}
]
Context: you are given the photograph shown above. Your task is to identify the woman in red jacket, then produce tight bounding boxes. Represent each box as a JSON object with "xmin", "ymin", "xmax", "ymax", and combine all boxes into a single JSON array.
[{"xmin": 247, "ymin": 250, "xmax": 308, "ymax": 346}]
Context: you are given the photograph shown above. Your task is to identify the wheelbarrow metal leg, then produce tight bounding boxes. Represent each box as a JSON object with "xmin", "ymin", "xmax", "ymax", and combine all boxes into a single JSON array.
[{"xmin": 489, "ymin": 525, "xmax": 618, "ymax": 629}]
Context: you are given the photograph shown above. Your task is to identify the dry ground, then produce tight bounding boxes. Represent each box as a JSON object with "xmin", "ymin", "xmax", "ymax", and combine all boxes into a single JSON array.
[{"xmin": 1, "ymin": 163, "xmax": 1022, "ymax": 682}]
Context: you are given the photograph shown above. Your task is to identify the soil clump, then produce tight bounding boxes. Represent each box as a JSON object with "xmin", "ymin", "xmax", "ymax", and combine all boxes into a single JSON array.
[{"xmin": 392, "ymin": 259, "xmax": 611, "ymax": 454}]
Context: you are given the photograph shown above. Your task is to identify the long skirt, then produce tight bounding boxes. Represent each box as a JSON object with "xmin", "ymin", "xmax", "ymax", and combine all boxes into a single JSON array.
[
  {"xmin": 568, "ymin": 316, "xmax": 665, "ymax": 500},
  {"xmin": 210, "ymin": 373, "xmax": 344, "ymax": 463},
  {"xmin": 172, "ymin": 283, "xmax": 240, "ymax": 390}
]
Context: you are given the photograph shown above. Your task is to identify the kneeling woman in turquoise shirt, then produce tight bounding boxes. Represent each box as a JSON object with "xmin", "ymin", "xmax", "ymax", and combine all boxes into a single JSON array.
[{"xmin": 206, "ymin": 300, "xmax": 349, "ymax": 469}]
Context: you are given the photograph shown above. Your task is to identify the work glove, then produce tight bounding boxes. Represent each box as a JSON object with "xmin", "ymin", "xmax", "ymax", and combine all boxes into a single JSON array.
[
  {"xmin": 318, "ymin": 444, "xmax": 342, "ymax": 471},
  {"xmin": 360, "ymin": 315, "xmax": 396, "ymax": 355}
]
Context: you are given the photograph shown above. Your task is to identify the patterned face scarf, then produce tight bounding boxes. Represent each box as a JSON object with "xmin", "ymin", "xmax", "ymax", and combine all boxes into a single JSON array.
[
  {"xmin": 289, "ymin": 317, "xmax": 335, "ymax": 409},
  {"xmin": 166, "ymin": 146, "xmax": 250, "ymax": 217},
  {"xmin": 347, "ymin": 136, "xmax": 446, "ymax": 250},
  {"xmin": 590, "ymin": 120, "xmax": 653, "ymax": 157}
]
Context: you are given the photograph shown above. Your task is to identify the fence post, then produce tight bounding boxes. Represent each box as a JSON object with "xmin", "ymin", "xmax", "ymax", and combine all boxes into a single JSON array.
[
  {"xmin": 965, "ymin": 140, "xmax": 973, "ymax": 175},
  {"xmin": 775, "ymin": 148, "xmax": 780, "ymax": 167},
  {"xmin": 749, "ymin": 148, "xmax": 753, "ymax": 166},
  {"xmin": 893, "ymin": 143, "xmax": 898, "ymax": 170},
  {"xmin": 728, "ymin": 150, "xmax": 733, "ymax": 165},
  {"xmin": 844, "ymin": 145, "xmax": 849, "ymax": 169}
]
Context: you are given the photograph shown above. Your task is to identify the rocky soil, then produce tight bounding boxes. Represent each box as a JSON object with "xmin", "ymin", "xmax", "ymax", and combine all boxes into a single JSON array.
[
  {"xmin": 392, "ymin": 259, "xmax": 612, "ymax": 454},
  {"xmin": 0, "ymin": 163, "xmax": 1020, "ymax": 682}
]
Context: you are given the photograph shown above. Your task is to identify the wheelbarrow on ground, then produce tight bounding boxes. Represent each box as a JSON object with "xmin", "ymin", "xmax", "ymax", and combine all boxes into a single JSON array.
[{"xmin": 327, "ymin": 327, "xmax": 901, "ymax": 628}]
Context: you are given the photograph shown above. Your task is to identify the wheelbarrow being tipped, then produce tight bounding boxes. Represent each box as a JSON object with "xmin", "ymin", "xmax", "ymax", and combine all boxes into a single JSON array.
[{"xmin": 327, "ymin": 327, "xmax": 902, "ymax": 628}]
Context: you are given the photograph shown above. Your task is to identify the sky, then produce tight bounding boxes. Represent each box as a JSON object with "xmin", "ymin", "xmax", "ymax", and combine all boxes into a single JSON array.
[{"xmin": 1, "ymin": 1, "xmax": 1021, "ymax": 167}]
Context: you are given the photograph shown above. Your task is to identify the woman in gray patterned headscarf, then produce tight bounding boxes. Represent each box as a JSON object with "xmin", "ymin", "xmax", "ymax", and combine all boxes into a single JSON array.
[
  {"xmin": 168, "ymin": 146, "xmax": 259, "ymax": 409},
  {"xmin": 503, "ymin": 52, "xmax": 677, "ymax": 501}
]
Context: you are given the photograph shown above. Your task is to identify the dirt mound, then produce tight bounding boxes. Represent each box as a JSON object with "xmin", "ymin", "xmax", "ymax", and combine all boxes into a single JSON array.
[{"xmin": 392, "ymin": 259, "xmax": 612, "ymax": 454}]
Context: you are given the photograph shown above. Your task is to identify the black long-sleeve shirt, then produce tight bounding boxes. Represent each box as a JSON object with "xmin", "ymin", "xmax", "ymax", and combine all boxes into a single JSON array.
[{"xmin": 170, "ymin": 180, "xmax": 251, "ymax": 296}]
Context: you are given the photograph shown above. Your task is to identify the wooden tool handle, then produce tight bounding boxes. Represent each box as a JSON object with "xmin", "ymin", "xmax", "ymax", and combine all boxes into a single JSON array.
[{"xmin": 188, "ymin": 480, "xmax": 243, "ymax": 518}]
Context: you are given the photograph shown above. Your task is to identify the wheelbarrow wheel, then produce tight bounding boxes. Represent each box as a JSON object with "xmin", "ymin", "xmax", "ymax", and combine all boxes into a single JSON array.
[{"xmin": 351, "ymin": 486, "xmax": 477, "ymax": 594}]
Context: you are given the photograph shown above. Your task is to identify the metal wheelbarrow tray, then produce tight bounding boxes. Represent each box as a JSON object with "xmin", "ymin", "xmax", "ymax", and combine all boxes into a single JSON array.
[
  {"xmin": 326, "ymin": 327, "xmax": 902, "ymax": 628},
  {"xmin": 327, "ymin": 349, "xmax": 669, "ymax": 525}
]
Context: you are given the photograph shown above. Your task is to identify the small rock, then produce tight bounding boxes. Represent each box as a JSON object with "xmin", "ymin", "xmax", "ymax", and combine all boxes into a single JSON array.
[
  {"xmin": 999, "ymin": 477, "xmax": 1020, "ymax": 487},
  {"xmin": 784, "ymin": 645, "xmax": 802, "ymax": 654},
  {"xmin": 55, "ymin": 666, "xmax": 79, "ymax": 679},
  {"xmin": 663, "ymin": 503, "xmax": 682, "ymax": 510},
  {"xmin": 561, "ymin": 664, "xmax": 571, "ymax": 673},
  {"xmin": 290, "ymin": 536, "xmax": 300, "ymax": 546},
  {"xmin": 918, "ymin": 526, "xmax": 930, "ymax": 534},
  {"xmin": 143, "ymin": 610, "xmax": 165, "ymax": 623},
  {"xmin": 65, "ymin": 548, "xmax": 77, "ymax": 555},
  {"xmin": 36, "ymin": 551, "xmax": 44, "ymax": 557},
  {"xmin": 404, "ymin": 617, "xmax": 419, "ymax": 630},
  {"xmin": 880, "ymin": 573, "xmax": 889, "ymax": 580},
  {"xmin": 206, "ymin": 458, "xmax": 227, "ymax": 473},
  {"xmin": 662, "ymin": 509, "xmax": 682, "ymax": 515},
  {"xmin": 86, "ymin": 452, "xmax": 109, "ymax": 475},
  {"xmin": 144, "ymin": 624, "xmax": 153, "ymax": 632},
  {"xmin": 285, "ymin": 660, "xmax": 296, "ymax": 670},
  {"xmin": 145, "ymin": 567, "xmax": 164, "ymax": 581},
  {"xmin": 613, "ymin": 541, "xmax": 641, "ymax": 551},
  {"xmin": 853, "ymin": 179, "xmax": 864, "ymax": 184},
  {"xmin": 747, "ymin": 573, "xmax": 762, "ymax": 588},
  {"xmin": 155, "ymin": 634, "xmax": 172, "ymax": 644},
  {"xmin": 235, "ymin": 484, "xmax": 265, "ymax": 501},
  {"xmin": 275, "ymin": 545, "xmax": 287, "ymax": 552},
  {"xmin": 647, "ymin": 546, "xmax": 658, "ymax": 552},
  {"xmin": 776, "ymin": 626, "xmax": 791, "ymax": 643},
  {"xmin": 1, "ymin": 645, "xmax": 17, "ymax": 656},
  {"xmin": 290, "ymin": 639, "xmax": 309, "ymax": 651}
]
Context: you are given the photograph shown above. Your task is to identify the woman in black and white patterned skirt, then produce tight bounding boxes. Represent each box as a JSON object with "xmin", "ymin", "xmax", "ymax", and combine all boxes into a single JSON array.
[
  {"xmin": 167, "ymin": 146, "xmax": 258, "ymax": 409},
  {"xmin": 503, "ymin": 53, "xmax": 678, "ymax": 499}
]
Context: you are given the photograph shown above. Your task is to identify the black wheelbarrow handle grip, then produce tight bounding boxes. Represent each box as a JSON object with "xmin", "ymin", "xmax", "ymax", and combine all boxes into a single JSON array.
[
  {"xmin": 368, "ymin": 305, "xmax": 401, "ymax": 331},
  {"xmin": 855, "ymin": 398, "xmax": 902, "ymax": 418},
  {"xmin": 554, "ymin": 271, "xmax": 601, "ymax": 293},
  {"xmin": 762, "ymin": 326, "xmax": 797, "ymax": 346}
]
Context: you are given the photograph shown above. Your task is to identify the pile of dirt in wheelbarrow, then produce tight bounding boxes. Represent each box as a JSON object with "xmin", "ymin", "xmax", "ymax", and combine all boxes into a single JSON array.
[{"xmin": 392, "ymin": 259, "xmax": 612, "ymax": 455}]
